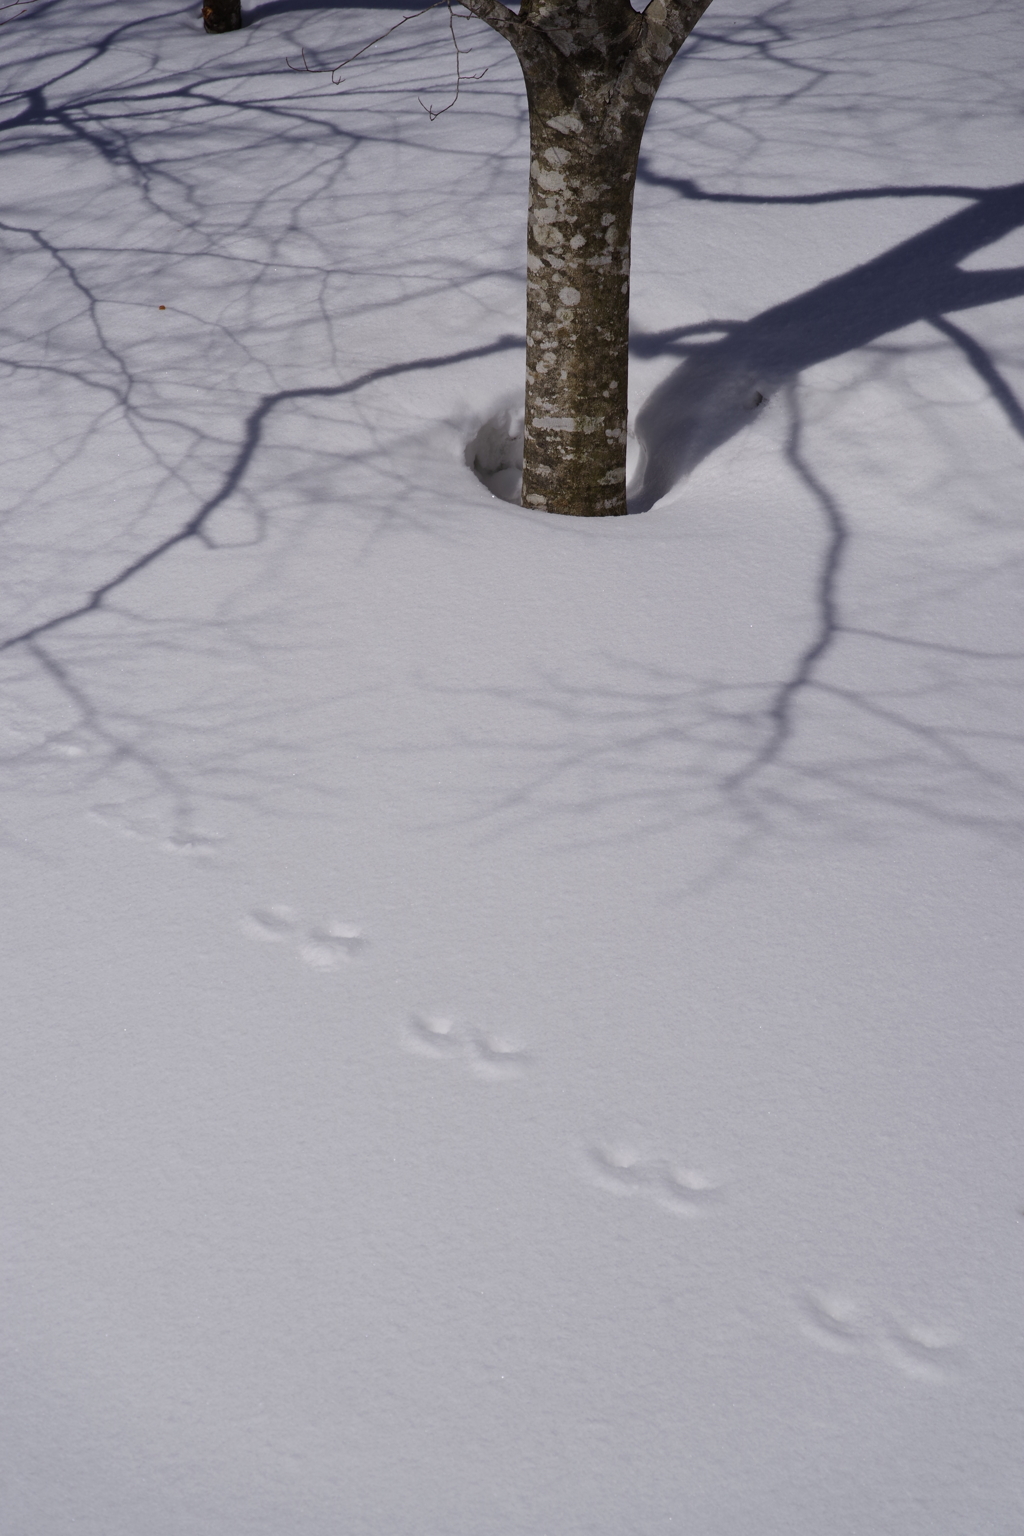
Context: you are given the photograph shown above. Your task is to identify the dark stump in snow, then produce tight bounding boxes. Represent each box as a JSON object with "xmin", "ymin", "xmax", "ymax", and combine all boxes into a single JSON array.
[{"xmin": 203, "ymin": 0, "xmax": 242, "ymax": 32}]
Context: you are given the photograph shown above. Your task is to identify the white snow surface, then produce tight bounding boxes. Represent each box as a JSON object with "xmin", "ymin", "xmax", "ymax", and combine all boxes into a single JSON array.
[{"xmin": 2, "ymin": 0, "xmax": 1023, "ymax": 1531}]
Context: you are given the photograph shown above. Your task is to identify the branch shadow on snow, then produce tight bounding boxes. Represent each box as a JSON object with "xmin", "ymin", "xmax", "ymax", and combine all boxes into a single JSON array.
[
  {"xmin": 246, "ymin": 0, "xmax": 415, "ymax": 20},
  {"xmin": 0, "ymin": 335, "xmax": 521, "ymax": 838},
  {"xmin": 1, "ymin": 336, "xmax": 522, "ymax": 658},
  {"xmin": 447, "ymin": 401, "xmax": 1024, "ymax": 865},
  {"xmin": 5, "ymin": 1, "xmax": 1024, "ymax": 861},
  {"xmin": 0, "ymin": 0, "xmax": 526, "ymax": 834},
  {"xmin": 450, "ymin": 178, "xmax": 1024, "ymax": 864},
  {"xmin": 628, "ymin": 177, "xmax": 1024, "ymax": 512}
]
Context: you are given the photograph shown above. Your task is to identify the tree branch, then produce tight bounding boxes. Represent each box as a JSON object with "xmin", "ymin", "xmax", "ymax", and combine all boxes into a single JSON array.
[
  {"xmin": 457, "ymin": 0, "xmax": 523, "ymax": 49},
  {"xmin": 618, "ymin": 0, "xmax": 716, "ymax": 107}
]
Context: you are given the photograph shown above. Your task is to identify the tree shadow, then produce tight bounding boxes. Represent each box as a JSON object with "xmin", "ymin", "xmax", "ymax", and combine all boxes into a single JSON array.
[
  {"xmin": 628, "ymin": 177, "xmax": 1024, "ymax": 511},
  {"xmin": 441, "ymin": 173, "xmax": 1024, "ymax": 865},
  {"xmin": 247, "ymin": 0, "xmax": 415, "ymax": 19},
  {"xmin": 5, "ymin": 0, "xmax": 1024, "ymax": 867},
  {"xmin": 0, "ymin": 0, "xmax": 527, "ymax": 841}
]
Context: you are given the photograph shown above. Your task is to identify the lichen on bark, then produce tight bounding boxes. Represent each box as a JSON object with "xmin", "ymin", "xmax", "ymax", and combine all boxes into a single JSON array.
[{"xmin": 521, "ymin": 100, "xmax": 642, "ymax": 513}]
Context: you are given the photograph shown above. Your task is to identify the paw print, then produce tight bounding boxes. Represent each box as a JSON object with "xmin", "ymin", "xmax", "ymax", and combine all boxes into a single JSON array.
[
  {"xmin": 582, "ymin": 1143, "xmax": 723, "ymax": 1215},
  {"xmin": 241, "ymin": 905, "xmax": 364, "ymax": 968},
  {"xmin": 798, "ymin": 1288, "xmax": 958, "ymax": 1381},
  {"xmin": 404, "ymin": 1014, "xmax": 529, "ymax": 1079}
]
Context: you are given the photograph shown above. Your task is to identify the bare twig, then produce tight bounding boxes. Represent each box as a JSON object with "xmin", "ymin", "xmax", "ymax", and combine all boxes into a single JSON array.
[
  {"xmin": 419, "ymin": 1, "xmax": 490, "ymax": 120},
  {"xmin": 286, "ymin": 1, "xmax": 449, "ymax": 87},
  {"xmin": 0, "ymin": 0, "xmax": 41, "ymax": 22},
  {"xmin": 285, "ymin": 0, "xmax": 488, "ymax": 117}
]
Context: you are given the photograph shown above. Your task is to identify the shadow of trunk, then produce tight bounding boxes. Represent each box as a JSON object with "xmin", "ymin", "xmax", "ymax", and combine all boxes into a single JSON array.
[{"xmin": 629, "ymin": 180, "xmax": 1024, "ymax": 511}]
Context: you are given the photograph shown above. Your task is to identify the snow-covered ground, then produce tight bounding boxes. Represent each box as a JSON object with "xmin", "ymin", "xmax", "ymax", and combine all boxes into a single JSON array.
[{"xmin": 3, "ymin": 1, "xmax": 1023, "ymax": 1530}]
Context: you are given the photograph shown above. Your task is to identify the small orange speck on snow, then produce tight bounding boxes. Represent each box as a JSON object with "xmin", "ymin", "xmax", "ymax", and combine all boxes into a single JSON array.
[{"xmin": 159, "ymin": 305, "xmax": 166, "ymax": 310}]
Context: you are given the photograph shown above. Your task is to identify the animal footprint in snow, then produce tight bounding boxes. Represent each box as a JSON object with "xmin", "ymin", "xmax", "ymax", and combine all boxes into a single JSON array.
[
  {"xmin": 405, "ymin": 1013, "xmax": 465, "ymax": 1058},
  {"xmin": 583, "ymin": 1144, "xmax": 723, "ymax": 1215},
  {"xmin": 585, "ymin": 1145, "xmax": 655, "ymax": 1194},
  {"xmin": 91, "ymin": 805, "xmax": 223, "ymax": 857},
  {"xmin": 798, "ymin": 1289, "xmax": 872, "ymax": 1353},
  {"xmin": 798, "ymin": 1289, "xmax": 957, "ymax": 1380},
  {"xmin": 880, "ymin": 1316, "xmax": 958, "ymax": 1382},
  {"xmin": 161, "ymin": 828, "xmax": 223, "ymax": 857},
  {"xmin": 299, "ymin": 921, "xmax": 364, "ymax": 970},
  {"xmin": 241, "ymin": 905, "xmax": 301, "ymax": 943},
  {"xmin": 652, "ymin": 1160, "xmax": 722, "ymax": 1214},
  {"xmin": 241, "ymin": 906, "xmax": 363, "ymax": 968},
  {"xmin": 50, "ymin": 732, "xmax": 94, "ymax": 759},
  {"xmin": 404, "ymin": 1015, "xmax": 529, "ymax": 1078},
  {"xmin": 464, "ymin": 1028, "xmax": 530, "ymax": 1079}
]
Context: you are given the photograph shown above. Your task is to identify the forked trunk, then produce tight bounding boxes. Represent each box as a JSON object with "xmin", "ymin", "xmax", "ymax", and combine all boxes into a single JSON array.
[{"xmin": 462, "ymin": 0, "xmax": 715, "ymax": 514}]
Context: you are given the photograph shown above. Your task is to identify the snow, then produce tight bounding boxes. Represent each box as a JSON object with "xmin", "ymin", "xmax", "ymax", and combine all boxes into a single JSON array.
[{"xmin": 2, "ymin": 0, "xmax": 1023, "ymax": 1531}]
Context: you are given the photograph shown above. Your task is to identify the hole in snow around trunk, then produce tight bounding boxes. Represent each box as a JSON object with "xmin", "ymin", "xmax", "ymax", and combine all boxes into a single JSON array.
[
  {"xmin": 465, "ymin": 406, "xmax": 524, "ymax": 504},
  {"xmin": 465, "ymin": 404, "xmax": 641, "ymax": 509}
]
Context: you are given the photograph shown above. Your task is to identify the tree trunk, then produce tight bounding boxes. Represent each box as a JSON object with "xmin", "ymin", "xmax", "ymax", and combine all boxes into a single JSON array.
[
  {"xmin": 462, "ymin": 0, "xmax": 716, "ymax": 515},
  {"xmin": 521, "ymin": 96, "xmax": 644, "ymax": 513},
  {"xmin": 203, "ymin": 0, "xmax": 242, "ymax": 32}
]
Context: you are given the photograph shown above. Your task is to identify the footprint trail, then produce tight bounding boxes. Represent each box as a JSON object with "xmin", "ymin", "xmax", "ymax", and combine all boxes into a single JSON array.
[
  {"xmin": 404, "ymin": 1014, "xmax": 530, "ymax": 1079},
  {"xmin": 582, "ymin": 1143, "xmax": 724, "ymax": 1216},
  {"xmin": 241, "ymin": 905, "xmax": 364, "ymax": 969}
]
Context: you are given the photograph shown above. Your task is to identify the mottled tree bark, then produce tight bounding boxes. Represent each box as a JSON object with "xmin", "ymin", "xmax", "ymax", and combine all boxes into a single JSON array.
[
  {"xmin": 461, "ymin": 0, "xmax": 714, "ymax": 514},
  {"xmin": 203, "ymin": 0, "xmax": 242, "ymax": 32}
]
